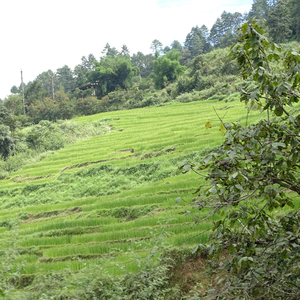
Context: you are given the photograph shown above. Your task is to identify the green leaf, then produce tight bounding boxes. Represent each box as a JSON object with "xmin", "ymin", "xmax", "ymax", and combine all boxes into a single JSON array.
[
  {"xmin": 210, "ymin": 187, "xmax": 217, "ymax": 194},
  {"xmin": 258, "ymin": 75, "xmax": 265, "ymax": 83},
  {"xmin": 228, "ymin": 151, "xmax": 236, "ymax": 159},
  {"xmin": 287, "ymin": 201, "xmax": 295, "ymax": 208},
  {"xmin": 267, "ymin": 54, "xmax": 273, "ymax": 61},
  {"xmin": 289, "ymin": 115, "xmax": 295, "ymax": 123},
  {"xmin": 271, "ymin": 43, "xmax": 275, "ymax": 51},
  {"xmin": 251, "ymin": 102, "xmax": 258, "ymax": 111},
  {"xmin": 175, "ymin": 197, "xmax": 181, "ymax": 204},
  {"xmin": 240, "ymin": 23, "xmax": 249, "ymax": 34},
  {"xmin": 238, "ymin": 256, "xmax": 253, "ymax": 266},
  {"xmin": 291, "ymin": 138, "xmax": 298, "ymax": 147},
  {"xmin": 232, "ymin": 172, "xmax": 239, "ymax": 179},
  {"xmin": 192, "ymin": 245, "xmax": 198, "ymax": 254},
  {"xmin": 183, "ymin": 164, "xmax": 191, "ymax": 172},
  {"xmin": 203, "ymin": 155, "xmax": 212, "ymax": 164},
  {"xmin": 272, "ymin": 142, "xmax": 286, "ymax": 148},
  {"xmin": 208, "ymin": 289, "xmax": 216, "ymax": 295},
  {"xmin": 273, "ymin": 54, "xmax": 280, "ymax": 61},
  {"xmin": 235, "ymin": 184, "xmax": 243, "ymax": 190},
  {"xmin": 282, "ymin": 161, "xmax": 287, "ymax": 170}
]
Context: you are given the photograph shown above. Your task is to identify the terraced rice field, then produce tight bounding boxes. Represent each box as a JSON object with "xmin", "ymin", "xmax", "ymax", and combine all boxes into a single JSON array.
[{"xmin": 0, "ymin": 99, "xmax": 267, "ymax": 278}]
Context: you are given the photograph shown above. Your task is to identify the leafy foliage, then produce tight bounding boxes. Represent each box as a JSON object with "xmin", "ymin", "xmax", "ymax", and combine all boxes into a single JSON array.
[
  {"xmin": 0, "ymin": 119, "xmax": 109, "ymax": 176},
  {"xmin": 87, "ymin": 55, "xmax": 139, "ymax": 98},
  {"xmin": 180, "ymin": 21, "xmax": 300, "ymax": 299},
  {"xmin": 152, "ymin": 50, "xmax": 186, "ymax": 89},
  {"xmin": 27, "ymin": 90, "xmax": 73, "ymax": 123},
  {"xmin": 0, "ymin": 125, "xmax": 15, "ymax": 159},
  {"xmin": 131, "ymin": 52, "xmax": 154, "ymax": 78},
  {"xmin": 184, "ymin": 25, "xmax": 210, "ymax": 60},
  {"xmin": 209, "ymin": 11, "xmax": 245, "ymax": 49},
  {"xmin": 75, "ymin": 96, "xmax": 105, "ymax": 116}
]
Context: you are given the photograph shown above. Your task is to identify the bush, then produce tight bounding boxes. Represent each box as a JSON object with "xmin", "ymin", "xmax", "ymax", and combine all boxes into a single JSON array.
[
  {"xmin": 0, "ymin": 125, "xmax": 15, "ymax": 159},
  {"xmin": 26, "ymin": 121, "xmax": 65, "ymax": 151},
  {"xmin": 75, "ymin": 96, "xmax": 105, "ymax": 116},
  {"xmin": 175, "ymin": 93, "xmax": 192, "ymax": 103},
  {"xmin": 27, "ymin": 90, "xmax": 74, "ymax": 123}
]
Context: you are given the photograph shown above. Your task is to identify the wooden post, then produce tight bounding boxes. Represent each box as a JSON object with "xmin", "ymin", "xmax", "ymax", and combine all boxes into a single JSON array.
[
  {"xmin": 49, "ymin": 71, "xmax": 55, "ymax": 99},
  {"xmin": 21, "ymin": 69, "xmax": 26, "ymax": 115}
]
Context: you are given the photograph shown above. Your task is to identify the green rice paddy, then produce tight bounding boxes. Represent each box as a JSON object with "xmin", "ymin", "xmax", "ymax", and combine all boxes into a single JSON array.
[{"xmin": 0, "ymin": 99, "xmax": 270, "ymax": 276}]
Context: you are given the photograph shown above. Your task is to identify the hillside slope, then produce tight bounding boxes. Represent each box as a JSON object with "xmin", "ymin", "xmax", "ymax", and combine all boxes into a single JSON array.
[{"xmin": 0, "ymin": 99, "xmax": 265, "ymax": 298}]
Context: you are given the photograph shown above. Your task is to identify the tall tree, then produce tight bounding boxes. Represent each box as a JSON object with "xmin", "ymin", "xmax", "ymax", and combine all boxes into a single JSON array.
[
  {"xmin": 3, "ymin": 95, "xmax": 23, "ymax": 116},
  {"xmin": 10, "ymin": 85, "xmax": 20, "ymax": 94},
  {"xmin": 73, "ymin": 65, "xmax": 87, "ymax": 89},
  {"xmin": 150, "ymin": 39, "xmax": 163, "ymax": 55},
  {"xmin": 36, "ymin": 70, "xmax": 58, "ymax": 97},
  {"xmin": 102, "ymin": 43, "xmax": 118, "ymax": 58},
  {"xmin": 248, "ymin": 0, "xmax": 272, "ymax": 19},
  {"xmin": 268, "ymin": 0, "xmax": 292, "ymax": 42},
  {"xmin": 87, "ymin": 56, "xmax": 139, "ymax": 98},
  {"xmin": 56, "ymin": 65, "xmax": 75, "ymax": 93},
  {"xmin": 131, "ymin": 52, "xmax": 153, "ymax": 78},
  {"xmin": 120, "ymin": 45, "xmax": 130, "ymax": 57},
  {"xmin": 152, "ymin": 50, "xmax": 186, "ymax": 89},
  {"xmin": 289, "ymin": 0, "xmax": 300, "ymax": 40},
  {"xmin": 209, "ymin": 11, "xmax": 244, "ymax": 48},
  {"xmin": 0, "ymin": 105, "xmax": 11, "ymax": 124},
  {"xmin": 24, "ymin": 80, "xmax": 49, "ymax": 106},
  {"xmin": 184, "ymin": 25, "xmax": 210, "ymax": 58},
  {"xmin": 171, "ymin": 40, "xmax": 183, "ymax": 53},
  {"xmin": 163, "ymin": 46, "xmax": 171, "ymax": 54},
  {"xmin": 81, "ymin": 54, "xmax": 96, "ymax": 74}
]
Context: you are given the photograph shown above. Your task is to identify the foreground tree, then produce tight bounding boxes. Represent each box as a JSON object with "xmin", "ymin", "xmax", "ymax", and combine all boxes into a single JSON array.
[{"xmin": 180, "ymin": 21, "xmax": 300, "ymax": 299}]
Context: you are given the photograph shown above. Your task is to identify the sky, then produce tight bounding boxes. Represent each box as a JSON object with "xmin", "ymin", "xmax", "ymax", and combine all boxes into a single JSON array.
[{"xmin": 0, "ymin": 0, "xmax": 252, "ymax": 100}]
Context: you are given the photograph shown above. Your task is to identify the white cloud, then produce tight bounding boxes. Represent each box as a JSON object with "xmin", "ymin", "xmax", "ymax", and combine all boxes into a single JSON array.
[{"xmin": 0, "ymin": 0, "xmax": 252, "ymax": 99}]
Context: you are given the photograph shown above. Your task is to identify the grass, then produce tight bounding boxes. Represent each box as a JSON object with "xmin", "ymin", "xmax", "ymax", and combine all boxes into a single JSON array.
[{"xmin": 0, "ymin": 99, "xmax": 269, "ymax": 284}]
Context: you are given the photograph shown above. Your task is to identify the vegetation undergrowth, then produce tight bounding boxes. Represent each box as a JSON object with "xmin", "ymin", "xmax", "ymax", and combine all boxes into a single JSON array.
[
  {"xmin": 0, "ymin": 94, "xmax": 271, "ymax": 298},
  {"xmin": 0, "ymin": 119, "xmax": 110, "ymax": 179}
]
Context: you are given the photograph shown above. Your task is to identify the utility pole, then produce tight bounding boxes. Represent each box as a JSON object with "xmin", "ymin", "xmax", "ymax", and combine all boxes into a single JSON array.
[
  {"xmin": 21, "ymin": 69, "xmax": 26, "ymax": 115},
  {"xmin": 49, "ymin": 70, "xmax": 55, "ymax": 98}
]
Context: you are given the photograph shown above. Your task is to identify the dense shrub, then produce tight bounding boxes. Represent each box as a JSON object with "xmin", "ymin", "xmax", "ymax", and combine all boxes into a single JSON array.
[
  {"xmin": 0, "ymin": 120, "xmax": 109, "ymax": 177},
  {"xmin": 27, "ymin": 90, "xmax": 74, "ymax": 123},
  {"xmin": 75, "ymin": 96, "xmax": 105, "ymax": 116},
  {"xmin": 0, "ymin": 125, "xmax": 15, "ymax": 159}
]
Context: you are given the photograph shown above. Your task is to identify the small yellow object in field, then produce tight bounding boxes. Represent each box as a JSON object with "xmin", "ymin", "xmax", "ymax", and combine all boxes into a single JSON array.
[
  {"xmin": 219, "ymin": 124, "xmax": 226, "ymax": 133},
  {"xmin": 205, "ymin": 121, "xmax": 212, "ymax": 129}
]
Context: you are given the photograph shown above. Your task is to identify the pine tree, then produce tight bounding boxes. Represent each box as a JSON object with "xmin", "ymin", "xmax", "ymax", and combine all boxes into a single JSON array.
[{"xmin": 268, "ymin": 0, "xmax": 292, "ymax": 42}]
